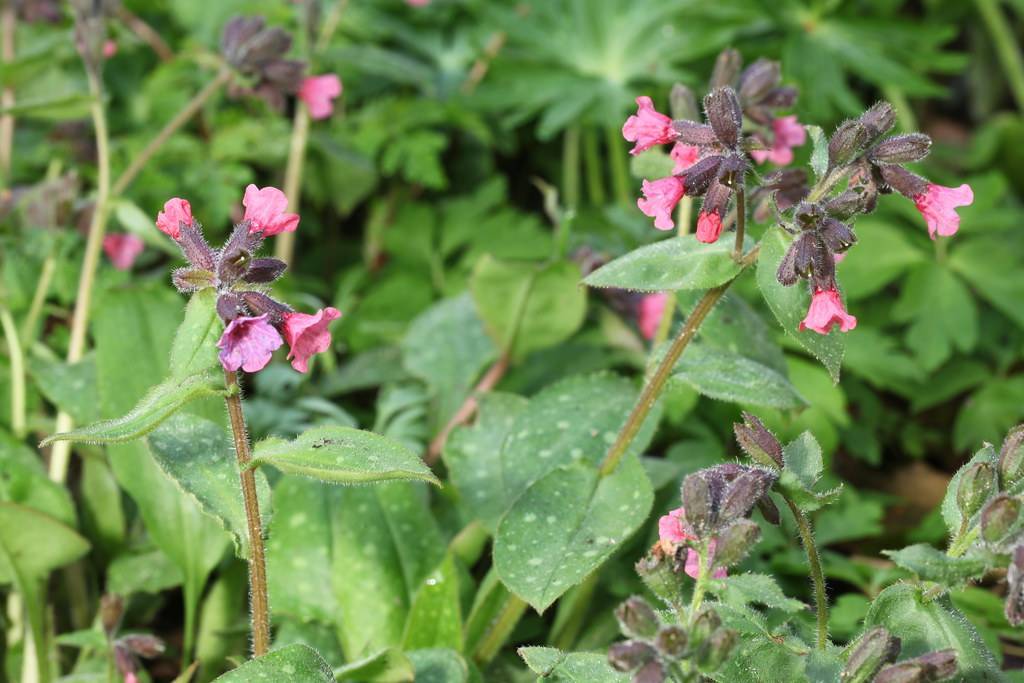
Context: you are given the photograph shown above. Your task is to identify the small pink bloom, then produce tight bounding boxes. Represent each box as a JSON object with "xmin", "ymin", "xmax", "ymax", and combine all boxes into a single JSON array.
[
  {"xmin": 298, "ymin": 74, "xmax": 342, "ymax": 120},
  {"xmin": 683, "ymin": 540, "xmax": 728, "ymax": 580},
  {"xmin": 670, "ymin": 143, "xmax": 700, "ymax": 174},
  {"xmin": 125, "ymin": 674, "xmax": 138, "ymax": 683},
  {"xmin": 622, "ymin": 96, "xmax": 677, "ymax": 156},
  {"xmin": 282, "ymin": 307, "xmax": 342, "ymax": 373},
  {"xmin": 155, "ymin": 197, "xmax": 192, "ymax": 240},
  {"xmin": 799, "ymin": 288, "xmax": 857, "ymax": 335},
  {"xmin": 658, "ymin": 507, "xmax": 727, "ymax": 579},
  {"xmin": 638, "ymin": 293, "xmax": 668, "ymax": 340},
  {"xmin": 913, "ymin": 183, "xmax": 974, "ymax": 239},
  {"xmin": 406, "ymin": 0, "xmax": 431, "ymax": 5},
  {"xmin": 696, "ymin": 211, "xmax": 723, "ymax": 244},
  {"xmin": 103, "ymin": 40, "xmax": 117, "ymax": 58},
  {"xmin": 833, "ymin": 251, "xmax": 847, "ymax": 264},
  {"xmin": 751, "ymin": 115, "xmax": 806, "ymax": 166},
  {"xmin": 242, "ymin": 184, "xmax": 300, "ymax": 236},
  {"xmin": 637, "ymin": 176, "xmax": 685, "ymax": 230},
  {"xmin": 217, "ymin": 314, "xmax": 284, "ymax": 373},
  {"xmin": 103, "ymin": 233, "xmax": 144, "ymax": 270}
]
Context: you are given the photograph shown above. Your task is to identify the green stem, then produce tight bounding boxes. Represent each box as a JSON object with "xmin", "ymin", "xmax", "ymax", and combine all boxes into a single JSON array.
[
  {"xmin": 606, "ymin": 124, "xmax": 631, "ymax": 205},
  {"xmin": 783, "ymin": 496, "xmax": 828, "ymax": 650},
  {"xmin": 20, "ymin": 252, "xmax": 55, "ymax": 346},
  {"xmin": 677, "ymin": 196, "xmax": 693, "ymax": 238},
  {"xmin": 948, "ymin": 525, "xmax": 979, "ymax": 558},
  {"xmin": 687, "ymin": 542, "xmax": 711, "ymax": 626},
  {"xmin": 224, "ymin": 370, "xmax": 271, "ymax": 657},
  {"xmin": 111, "ymin": 66, "xmax": 231, "ymax": 196},
  {"xmin": 182, "ymin": 577, "xmax": 199, "ymax": 667},
  {"xmin": 975, "ymin": 0, "xmax": 1024, "ymax": 112},
  {"xmin": 562, "ymin": 124, "xmax": 581, "ymax": 209},
  {"xmin": 732, "ymin": 185, "xmax": 746, "ymax": 261},
  {"xmin": 273, "ymin": 103, "xmax": 310, "ymax": 265},
  {"xmin": 582, "ymin": 126, "xmax": 606, "ymax": 205},
  {"xmin": 550, "ymin": 573, "xmax": 598, "ymax": 651},
  {"xmin": 1, "ymin": 308, "xmax": 26, "ymax": 439},
  {"xmin": 472, "ymin": 593, "xmax": 527, "ymax": 665},
  {"xmin": 49, "ymin": 68, "xmax": 110, "ymax": 483}
]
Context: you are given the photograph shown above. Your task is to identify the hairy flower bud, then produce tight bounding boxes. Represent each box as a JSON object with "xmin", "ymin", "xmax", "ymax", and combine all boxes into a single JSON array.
[
  {"xmin": 607, "ymin": 640, "xmax": 657, "ymax": 672},
  {"xmin": 999, "ymin": 425, "xmax": 1024, "ymax": 489},
  {"xmin": 172, "ymin": 267, "xmax": 216, "ymax": 293},
  {"xmin": 689, "ymin": 606, "xmax": 721, "ymax": 648},
  {"xmin": 615, "ymin": 596, "xmax": 660, "ymax": 639},
  {"xmin": 957, "ymin": 461, "xmax": 996, "ymax": 521},
  {"xmin": 757, "ymin": 496, "xmax": 781, "ymax": 526},
  {"xmin": 870, "ymin": 134, "xmax": 932, "ymax": 164},
  {"xmin": 738, "ymin": 58, "xmax": 780, "ymax": 105},
  {"xmin": 670, "ymin": 83, "xmax": 700, "ymax": 122},
  {"xmin": 681, "ymin": 155, "xmax": 724, "ymax": 196},
  {"xmin": 713, "ymin": 518, "xmax": 760, "ymax": 568},
  {"xmin": 217, "ymin": 293, "xmax": 245, "ymax": 322},
  {"xmin": 240, "ymin": 291, "xmax": 292, "ymax": 325},
  {"xmin": 635, "ymin": 549, "xmax": 684, "ymax": 606},
  {"xmin": 119, "ymin": 634, "xmax": 165, "ymax": 659},
  {"xmin": 695, "ymin": 627, "xmax": 738, "ymax": 672},
  {"xmin": 776, "ymin": 238, "xmax": 801, "ymax": 287},
  {"xmin": 1005, "ymin": 545, "xmax": 1024, "ymax": 626},
  {"xmin": 100, "ymin": 594, "xmax": 123, "ymax": 638},
  {"xmin": 874, "ymin": 650, "xmax": 957, "ymax": 683},
  {"xmin": 878, "ymin": 164, "xmax": 928, "ymax": 199},
  {"xmin": 823, "ymin": 190, "xmax": 867, "ymax": 219},
  {"xmin": 820, "ymin": 218, "xmax": 857, "ymax": 253},
  {"xmin": 859, "ymin": 101, "xmax": 897, "ymax": 138},
  {"xmin": 734, "ymin": 412, "xmax": 783, "ymax": 468},
  {"xmin": 243, "ymin": 257, "xmax": 288, "ymax": 284},
  {"xmin": 981, "ymin": 494, "xmax": 1021, "ymax": 545},
  {"xmin": 177, "ymin": 222, "xmax": 216, "ymax": 271},
  {"xmin": 841, "ymin": 626, "xmax": 901, "ymax": 683},
  {"xmin": 671, "ymin": 120, "xmax": 718, "ymax": 146},
  {"xmin": 828, "ymin": 120, "xmax": 870, "ymax": 168},
  {"xmin": 710, "ymin": 49, "xmax": 742, "ymax": 89},
  {"xmin": 720, "ymin": 469, "xmax": 777, "ymax": 523},
  {"xmin": 655, "ymin": 625, "xmax": 687, "ymax": 659},
  {"xmin": 682, "ymin": 473, "xmax": 714, "ymax": 534},
  {"xmin": 704, "ymin": 87, "xmax": 742, "ymax": 149},
  {"xmin": 218, "ymin": 247, "xmax": 253, "ymax": 283}
]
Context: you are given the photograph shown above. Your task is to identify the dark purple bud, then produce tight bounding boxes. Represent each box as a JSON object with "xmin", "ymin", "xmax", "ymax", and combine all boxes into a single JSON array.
[
  {"xmin": 240, "ymin": 291, "xmax": 292, "ymax": 325},
  {"xmin": 808, "ymin": 234, "xmax": 836, "ymax": 292},
  {"xmin": 670, "ymin": 83, "xmax": 700, "ymax": 122},
  {"xmin": 100, "ymin": 594, "xmax": 123, "ymax": 638},
  {"xmin": 1005, "ymin": 545, "xmax": 1024, "ymax": 626},
  {"xmin": 615, "ymin": 596, "xmax": 660, "ymax": 639},
  {"xmin": 981, "ymin": 494, "xmax": 1020, "ymax": 544},
  {"xmin": 220, "ymin": 16, "xmax": 265, "ymax": 66},
  {"xmin": 874, "ymin": 650, "xmax": 957, "ymax": 683},
  {"xmin": 762, "ymin": 168, "xmax": 808, "ymax": 192},
  {"xmin": 820, "ymin": 218, "xmax": 857, "ymax": 253},
  {"xmin": 701, "ymin": 180, "xmax": 732, "ymax": 224},
  {"xmin": 223, "ymin": 221, "xmax": 263, "ymax": 256},
  {"xmin": 792, "ymin": 232, "xmax": 818, "ymax": 279},
  {"xmin": 681, "ymin": 155, "xmax": 724, "ymax": 196},
  {"xmin": 261, "ymin": 59, "xmax": 306, "ymax": 94},
  {"xmin": 776, "ymin": 240, "xmax": 800, "ymax": 287},
  {"xmin": 218, "ymin": 247, "xmax": 253, "ymax": 284},
  {"xmin": 734, "ymin": 412, "xmax": 783, "ymax": 468},
  {"xmin": 760, "ymin": 86, "xmax": 797, "ymax": 109},
  {"xmin": 823, "ymin": 190, "xmax": 867, "ymax": 219},
  {"xmin": 757, "ymin": 496, "xmax": 781, "ymax": 526},
  {"xmin": 878, "ymin": 164, "xmax": 928, "ymax": 199},
  {"xmin": 793, "ymin": 201, "xmax": 825, "ymax": 229},
  {"xmin": 217, "ymin": 293, "xmax": 245, "ymax": 322},
  {"xmin": 710, "ymin": 49, "xmax": 742, "ymax": 89},
  {"xmin": 655, "ymin": 625, "xmax": 687, "ymax": 659},
  {"xmin": 720, "ymin": 469, "xmax": 777, "ymax": 523},
  {"xmin": 828, "ymin": 119, "xmax": 870, "ymax": 168},
  {"xmin": 738, "ymin": 58, "xmax": 780, "ymax": 105},
  {"xmin": 689, "ymin": 607, "xmax": 721, "ymax": 648},
  {"xmin": 607, "ymin": 640, "xmax": 657, "ymax": 672},
  {"xmin": 712, "ymin": 518, "xmax": 760, "ymax": 568},
  {"xmin": 999, "ymin": 425, "xmax": 1024, "ymax": 489},
  {"xmin": 716, "ymin": 153, "xmax": 748, "ymax": 187},
  {"xmin": 704, "ymin": 87, "xmax": 742, "ymax": 149},
  {"xmin": 870, "ymin": 134, "xmax": 932, "ymax": 164},
  {"xmin": 914, "ymin": 649, "xmax": 958, "ymax": 680},
  {"xmin": 243, "ymin": 257, "xmax": 288, "ymax": 284},
  {"xmin": 842, "ymin": 627, "xmax": 901, "ymax": 683},
  {"xmin": 956, "ymin": 461, "xmax": 996, "ymax": 521},
  {"xmin": 177, "ymin": 222, "xmax": 216, "ymax": 271},
  {"xmin": 119, "ymin": 634, "xmax": 165, "ymax": 659},
  {"xmin": 634, "ymin": 660, "xmax": 667, "ymax": 683},
  {"xmin": 695, "ymin": 628, "xmax": 738, "ymax": 672},
  {"xmin": 873, "ymin": 662, "xmax": 927, "ymax": 683},
  {"xmin": 113, "ymin": 643, "xmax": 137, "ymax": 678},
  {"xmin": 172, "ymin": 267, "xmax": 216, "ymax": 293},
  {"xmin": 682, "ymin": 473, "xmax": 713, "ymax": 534},
  {"xmin": 70, "ymin": 0, "xmax": 106, "ymax": 77},
  {"xmin": 859, "ymin": 101, "xmax": 897, "ymax": 138},
  {"xmin": 671, "ymin": 120, "xmax": 718, "ymax": 147}
]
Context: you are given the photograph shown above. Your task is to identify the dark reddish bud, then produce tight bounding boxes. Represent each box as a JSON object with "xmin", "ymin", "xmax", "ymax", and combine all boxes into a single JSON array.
[
  {"xmin": 809, "ymin": 235, "xmax": 836, "ymax": 291},
  {"xmin": 260, "ymin": 59, "xmax": 306, "ymax": 94},
  {"xmin": 734, "ymin": 412, "xmax": 783, "ymax": 468},
  {"xmin": 670, "ymin": 83, "xmax": 699, "ymax": 121},
  {"xmin": 760, "ymin": 86, "xmax": 797, "ymax": 109},
  {"xmin": 859, "ymin": 101, "xmax": 897, "ymax": 138},
  {"xmin": 172, "ymin": 267, "xmax": 216, "ymax": 293},
  {"xmin": 615, "ymin": 596, "xmax": 660, "ymax": 639},
  {"xmin": 177, "ymin": 222, "xmax": 216, "ymax": 271},
  {"xmin": 113, "ymin": 643, "xmax": 137, "ymax": 678},
  {"xmin": 956, "ymin": 461, "xmax": 996, "ymax": 521},
  {"xmin": 218, "ymin": 247, "xmax": 253, "ymax": 283},
  {"xmin": 878, "ymin": 164, "xmax": 928, "ymax": 199},
  {"xmin": 221, "ymin": 17, "xmax": 291, "ymax": 72},
  {"xmin": 1005, "ymin": 545, "xmax": 1024, "ymax": 626},
  {"xmin": 757, "ymin": 496, "xmax": 781, "ymax": 525},
  {"xmin": 716, "ymin": 153, "xmax": 748, "ymax": 186},
  {"xmin": 681, "ymin": 155, "xmax": 724, "ymax": 196},
  {"xmin": 828, "ymin": 119, "xmax": 870, "ymax": 168},
  {"xmin": 217, "ymin": 293, "xmax": 245, "ymax": 322},
  {"xmin": 820, "ymin": 218, "xmax": 857, "ymax": 253},
  {"xmin": 671, "ymin": 120, "xmax": 718, "ymax": 146},
  {"xmin": 791, "ymin": 232, "xmax": 818, "ymax": 279},
  {"xmin": 710, "ymin": 49, "xmax": 742, "ymax": 89},
  {"xmin": 655, "ymin": 626, "xmax": 687, "ymax": 659},
  {"xmin": 874, "ymin": 650, "xmax": 958, "ymax": 683},
  {"xmin": 243, "ymin": 257, "xmax": 288, "ymax": 284},
  {"xmin": 738, "ymin": 58, "xmax": 780, "ymax": 104},
  {"xmin": 869, "ymin": 134, "xmax": 932, "ymax": 164},
  {"xmin": 704, "ymin": 87, "xmax": 742, "ymax": 149},
  {"xmin": 119, "ymin": 634, "xmax": 165, "ymax": 658},
  {"xmin": 776, "ymin": 241, "xmax": 800, "ymax": 287},
  {"xmin": 823, "ymin": 190, "xmax": 867, "ymax": 219},
  {"xmin": 695, "ymin": 628, "xmax": 738, "ymax": 672},
  {"xmin": 634, "ymin": 660, "xmax": 667, "ymax": 683},
  {"xmin": 981, "ymin": 494, "xmax": 1020, "ymax": 545},
  {"xmin": 842, "ymin": 626, "xmax": 901, "ymax": 683},
  {"xmin": 681, "ymin": 473, "xmax": 713, "ymax": 534},
  {"xmin": 240, "ymin": 291, "xmax": 292, "ymax": 325},
  {"xmin": 999, "ymin": 425, "xmax": 1024, "ymax": 489},
  {"xmin": 713, "ymin": 518, "xmax": 760, "ymax": 568},
  {"xmin": 720, "ymin": 469, "xmax": 777, "ymax": 523},
  {"xmin": 100, "ymin": 594, "xmax": 123, "ymax": 638},
  {"xmin": 607, "ymin": 640, "xmax": 656, "ymax": 672},
  {"xmin": 914, "ymin": 649, "xmax": 958, "ymax": 680}
]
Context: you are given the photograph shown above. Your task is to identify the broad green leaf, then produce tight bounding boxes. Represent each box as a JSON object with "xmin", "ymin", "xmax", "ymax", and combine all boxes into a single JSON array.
[
  {"xmin": 883, "ymin": 544, "xmax": 986, "ymax": 586},
  {"xmin": 892, "ymin": 263, "xmax": 978, "ymax": 371},
  {"xmin": 0, "ymin": 430, "xmax": 75, "ymax": 525},
  {"xmin": 169, "ymin": 289, "xmax": 222, "ymax": 379},
  {"xmin": 864, "ymin": 583, "xmax": 1004, "ymax": 682},
  {"xmin": 107, "ymin": 548, "xmax": 184, "ymax": 596},
  {"xmin": 679, "ymin": 291, "xmax": 787, "ymax": 374},
  {"xmin": 778, "ymin": 431, "xmax": 841, "ymax": 512},
  {"xmin": 147, "ymin": 413, "xmax": 271, "ymax": 560},
  {"xmin": 252, "ymin": 426, "xmax": 438, "ymax": 486},
  {"xmin": 839, "ymin": 217, "xmax": 924, "ymax": 300},
  {"xmin": 334, "ymin": 648, "xmax": 414, "ymax": 682},
  {"xmin": 40, "ymin": 370, "xmax": 222, "ymax": 447},
  {"xmin": 213, "ymin": 644, "xmax": 334, "ymax": 682},
  {"xmin": 0, "ymin": 502, "xmax": 89, "ymax": 583},
  {"xmin": 805, "ymin": 649, "xmax": 844, "ymax": 683},
  {"xmin": 670, "ymin": 345, "xmax": 805, "ymax": 409},
  {"xmin": 495, "ymin": 455, "xmax": 653, "ymax": 612},
  {"xmin": 583, "ymin": 236, "xmax": 742, "ymax": 292},
  {"xmin": 756, "ymin": 227, "xmax": 844, "ymax": 382},
  {"xmin": 711, "ymin": 573, "xmax": 806, "ymax": 613},
  {"xmin": 954, "ymin": 378, "xmax": 1024, "ymax": 452},
  {"xmin": 0, "ymin": 92, "xmax": 95, "ymax": 119},
  {"xmin": 806, "ymin": 124, "xmax": 828, "ymax": 179},
  {"xmin": 30, "ymin": 355, "xmax": 100, "ymax": 424},
  {"xmin": 408, "ymin": 649, "xmax": 479, "ymax": 683},
  {"xmin": 518, "ymin": 646, "xmax": 628, "ymax": 682},
  {"xmin": 443, "ymin": 393, "xmax": 529, "ymax": 532},
  {"xmin": 951, "ymin": 236, "xmax": 1024, "ymax": 328},
  {"xmin": 80, "ymin": 456, "xmax": 126, "ymax": 557},
  {"xmin": 402, "ymin": 554, "xmax": 463, "ymax": 651},
  {"xmin": 470, "ymin": 256, "xmax": 586, "ymax": 359},
  {"xmin": 716, "ymin": 634, "xmax": 808, "ymax": 682},
  {"xmin": 55, "ymin": 629, "xmax": 108, "ymax": 650}
]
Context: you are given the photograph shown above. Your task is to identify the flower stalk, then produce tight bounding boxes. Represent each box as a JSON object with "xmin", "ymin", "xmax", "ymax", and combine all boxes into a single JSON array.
[
  {"xmin": 0, "ymin": 308, "xmax": 25, "ymax": 439},
  {"xmin": 783, "ymin": 496, "xmax": 828, "ymax": 650}
]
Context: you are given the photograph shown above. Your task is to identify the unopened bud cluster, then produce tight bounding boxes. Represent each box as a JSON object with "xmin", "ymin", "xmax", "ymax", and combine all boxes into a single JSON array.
[
  {"xmin": 841, "ymin": 626, "xmax": 957, "ymax": 683},
  {"xmin": 221, "ymin": 16, "xmax": 307, "ymax": 110},
  {"xmin": 99, "ymin": 593, "xmax": 166, "ymax": 683}
]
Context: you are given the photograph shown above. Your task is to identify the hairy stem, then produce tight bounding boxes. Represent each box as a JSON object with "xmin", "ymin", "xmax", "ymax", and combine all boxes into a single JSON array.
[
  {"xmin": 49, "ymin": 69, "xmax": 111, "ymax": 483},
  {"xmin": 975, "ymin": 0, "xmax": 1024, "ymax": 112},
  {"xmin": 223, "ymin": 371, "xmax": 270, "ymax": 657},
  {"xmin": 426, "ymin": 352, "xmax": 510, "ymax": 465},
  {"xmin": 273, "ymin": 103, "xmax": 310, "ymax": 265},
  {"xmin": 948, "ymin": 525, "xmax": 979, "ymax": 558},
  {"xmin": 111, "ymin": 66, "xmax": 231, "ymax": 196},
  {"xmin": 1, "ymin": 308, "xmax": 25, "ymax": 438},
  {"xmin": 687, "ymin": 542, "xmax": 711, "ymax": 626},
  {"xmin": 784, "ymin": 496, "xmax": 828, "ymax": 650}
]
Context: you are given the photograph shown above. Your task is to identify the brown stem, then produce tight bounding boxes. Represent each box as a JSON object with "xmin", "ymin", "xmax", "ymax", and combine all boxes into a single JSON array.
[
  {"xmin": 115, "ymin": 7, "xmax": 174, "ymax": 62},
  {"xmin": 461, "ymin": 31, "xmax": 506, "ymax": 95},
  {"xmin": 223, "ymin": 370, "xmax": 270, "ymax": 657},
  {"xmin": 425, "ymin": 353, "xmax": 510, "ymax": 465}
]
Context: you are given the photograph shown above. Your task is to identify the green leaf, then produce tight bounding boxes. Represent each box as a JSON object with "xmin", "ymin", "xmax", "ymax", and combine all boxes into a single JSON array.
[
  {"xmin": 518, "ymin": 646, "xmax": 628, "ymax": 682},
  {"xmin": 892, "ymin": 263, "xmax": 978, "ymax": 371},
  {"xmin": 0, "ymin": 92, "xmax": 95, "ymax": 119},
  {"xmin": 402, "ymin": 554, "xmax": 463, "ymax": 651},
  {"xmin": 169, "ymin": 289, "xmax": 222, "ymax": 379},
  {"xmin": 864, "ymin": 583, "xmax": 1004, "ymax": 682},
  {"xmin": 407, "ymin": 649, "xmax": 478, "ymax": 683},
  {"xmin": 778, "ymin": 431, "xmax": 842, "ymax": 512},
  {"xmin": 679, "ymin": 291, "xmax": 788, "ymax": 374},
  {"xmin": 147, "ymin": 413, "xmax": 271, "ymax": 560},
  {"xmin": 711, "ymin": 573, "xmax": 806, "ymax": 613},
  {"xmin": 838, "ymin": 217, "xmax": 924, "ymax": 301},
  {"xmin": 670, "ymin": 345, "xmax": 805, "ymax": 409},
  {"xmin": 464, "ymin": 568, "xmax": 528, "ymax": 661},
  {"xmin": 40, "ymin": 370, "xmax": 222, "ymax": 447},
  {"xmin": 494, "ymin": 454, "xmax": 653, "ymax": 612},
  {"xmin": 30, "ymin": 355, "xmax": 100, "ymax": 424},
  {"xmin": 0, "ymin": 430, "xmax": 75, "ymax": 525},
  {"xmin": 252, "ymin": 426, "xmax": 438, "ymax": 486},
  {"xmin": 884, "ymin": 544, "xmax": 987, "ymax": 586},
  {"xmin": 756, "ymin": 227, "xmax": 845, "ymax": 382},
  {"xmin": 954, "ymin": 378, "xmax": 1024, "ymax": 452},
  {"xmin": 583, "ymin": 236, "xmax": 743, "ymax": 292},
  {"xmin": 806, "ymin": 124, "xmax": 828, "ymax": 179},
  {"xmin": 0, "ymin": 502, "xmax": 89, "ymax": 583},
  {"xmin": 107, "ymin": 548, "xmax": 184, "ymax": 596},
  {"xmin": 212, "ymin": 644, "xmax": 334, "ymax": 682},
  {"xmin": 334, "ymin": 648, "xmax": 414, "ymax": 682},
  {"xmin": 951, "ymin": 236, "xmax": 1024, "ymax": 328}
]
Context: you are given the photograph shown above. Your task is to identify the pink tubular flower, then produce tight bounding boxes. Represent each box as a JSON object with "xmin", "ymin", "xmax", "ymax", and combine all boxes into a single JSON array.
[
  {"xmin": 282, "ymin": 307, "xmax": 342, "ymax": 373},
  {"xmin": 242, "ymin": 184, "xmax": 299, "ymax": 236},
  {"xmin": 155, "ymin": 198, "xmax": 192, "ymax": 240},
  {"xmin": 638, "ymin": 293, "xmax": 668, "ymax": 340},
  {"xmin": 670, "ymin": 143, "xmax": 700, "ymax": 174},
  {"xmin": 298, "ymin": 74, "xmax": 342, "ymax": 120},
  {"xmin": 622, "ymin": 96, "xmax": 677, "ymax": 155},
  {"xmin": 103, "ymin": 233, "xmax": 144, "ymax": 270},
  {"xmin": 103, "ymin": 40, "xmax": 117, "ymax": 58},
  {"xmin": 217, "ymin": 314, "xmax": 284, "ymax": 373},
  {"xmin": 406, "ymin": 0, "xmax": 431, "ymax": 5},
  {"xmin": 637, "ymin": 176, "xmax": 685, "ymax": 230},
  {"xmin": 696, "ymin": 211, "xmax": 723, "ymax": 244},
  {"xmin": 799, "ymin": 288, "xmax": 857, "ymax": 335},
  {"xmin": 658, "ymin": 508, "xmax": 727, "ymax": 579},
  {"xmin": 833, "ymin": 251, "xmax": 847, "ymax": 264},
  {"xmin": 751, "ymin": 115, "xmax": 806, "ymax": 166},
  {"xmin": 913, "ymin": 183, "xmax": 974, "ymax": 239}
]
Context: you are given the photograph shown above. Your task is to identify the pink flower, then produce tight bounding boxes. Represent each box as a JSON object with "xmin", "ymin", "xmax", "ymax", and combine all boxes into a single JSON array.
[
  {"xmin": 155, "ymin": 197, "xmax": 192, "ymax": 240},
  {"xmin": 125, "ymin": 674, "xmax": 138, "ymax": 683},
  {"xmin": 217, "ymin": 314, "xmax": 284, "ymax": 373},
  {"xmin": 298, "ymin": 74, "xmax": 342, "ymax": 120},
  {"xmin": 282, "ymin": 307, "xmax": 342, "ymax": 373},
  {"xmin": 103, "ymin": 233, "xmax": 144, "ymax": 270},
  {"xmin": 637, "ymin": 176, "xmax": 685, "ymax": 230},
  {"xmin": 622, "ymin": 96, "xmax": 677, "ymax": 156},
  {"xmin": 913, "ymin": 183, "xmax": 974, "ymax": 239},
  {"xmin": 696, "ymin": 211, "xmax": 723, "ymax": 243},
  {"xmin": 406, "ymin": 0, "xmax": 431, "ymax": 5},
  {"xmin": 799, "ymin": 288, "xmax": 857, "ymax": 335},
  {"xmin": 638, "ymin": 293, "xmax": 668, "ymax": 340},
  {"xmin": 833, "ymin": 251, "xmax": 847, "ymax": 264},
  {"xmin": 670, "ymin": 143, "xmax": 700, "ymax": 174},
  {"xmin": 750, "ymin": 115, "xmax": 806, "ymax": 166},
  {"xmin": 103, "ymin": 40, "xmax": 117, "ymax": 58},
  {"xmin": 683, "ymin": 539, "xmax": 727, "ymax": 580},
  {"xmin": 242, "ymin": 184, "xmax": 299, "ymax": 236},
  {"xmin": 657, "ymin": 507, "xmax": 727, "ymax": 579}
]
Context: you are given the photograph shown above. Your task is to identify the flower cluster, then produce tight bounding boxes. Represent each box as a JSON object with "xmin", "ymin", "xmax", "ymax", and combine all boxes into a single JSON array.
[
  {"xmin": 841, "ymin": 626, "xmax": 958, "ymax": 682},
  {"xmin": 155, "ymin": 185, "xmax": 340, "ymax": 374},
  {"xmin": 100, "ymin": 594, "xmax": 165, "ymax": 683}
]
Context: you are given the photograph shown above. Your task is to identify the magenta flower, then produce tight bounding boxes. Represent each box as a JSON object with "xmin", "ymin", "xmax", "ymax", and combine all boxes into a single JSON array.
[
  {"xmin": 155, "ymin": 197, "xmax": 192, "ymax": 240},
  {"xmin": 696, "ymin": 210, "xmax": 723, "ymax": 244},
  {"xmin": 913, "ymin": 183, "xmax": 974, "ymax": 239},
  {"xmin": 406, "ymin": 0, "xmax": 431, "ymax": 5},
  {"xmin": 751, "ymin": 115, "xmax": 806, "ymax": 166},
  {"xmin": 242, "ymin": 184, "xmax": 300, "ymax": 236},
  {"xmin": 833, "ymin": 251, "xmax": 847, "ymax": 264},
  {"xmin": 799, "ymin": 288, "xmax": 857, "ymax": 335},
  {"xmin": 103, "ymin": 40, "xmax": 117, "ymax": 58},
  {"xmin": 637, "ymin": 176, "xmax": 685, "ymax": 230},
  {"xmin": 298, "ymin": 74, "xmax": 342, "ymax": 120},
  {"xmin": 103, "ymin": 233, "xmax": 144, "ymax": 270},
  {"xmin": 217, "ymin": 314, "xmax": 284, "ymax": 373},
  {"xmin": 657, "ymin": 507, "xmax": 727, "ymax": 579},
  {"xmin": 638, "ymin": 293, "xmax": 668, "ymax": 340},
  {"xmin": 671, "ymin": 142, "xmax": 700, "ymax": 174},
  {"xmin": 282, "ymin": 307, "xmax": 341, "ymax": 373},
  {"xmin": 622, "ymin": 96, "xmax": 677, "ymax": 156}
]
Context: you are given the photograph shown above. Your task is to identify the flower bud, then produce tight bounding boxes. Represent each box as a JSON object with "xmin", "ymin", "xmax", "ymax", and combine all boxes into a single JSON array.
[
  {"xmin": 841, "ymin": 626, "xmax": 901, "ymax": 683},
  {"xmin": 733, "ymin": 413, "xmax": 783, "ymax": 468},
  {"xmin": 710, "ymin": 49, "xmax": 742, "ymax": 89},
  {"xmin": 670, "ymin": 83, "xmax": 700, "ymax": 122},
  {"xmin": 119, "ymin": 634, "xmax": 165, "ymax": 659},
  {"xmin": 999, "ymin": 425, "xmax": 1024, "ymax": 489},
  {"xmin": 828, "ymin": 120, "xmax": 870, "ymax": 168},
  {"xmin": 874, "ymin": 650, "xmax": 957, "ymax": 683},
  {"xmin": 217, "ymin": 293, "xmax": 245, "ymax": 323},
  {"xmin": 956, "ymin": 461, "xmax": 996, "ymax": 521},
  {"xmin": 635, "ymin": 549, "xmax": 684, "ymax": 606},
  {"xmin": 720, "ymin": 469, "xmax": 776, "ymax": 523},
  {"xmin": 681, "ymin": 155, "xmax": 725, "ymax": 197},
  {"xmin": 681, "ymin": 473, "xmax": 714, "ymax": 534},
  {"xmin": 914, "ymin": 649, "xmax": 958, "ymax": 680},
  {"xmin": 760, "ymin": 86, "xmax": 797, "ymax": 109},
  {"xmin": 615, "ymin": 596, "xmax": 660, "ymax": 639},
  {"xmin": 1005, "ymin": 545, "xmax": 1024, "ymax": 626},
  {"xmin": 859, "ymin": 101, "xmax": 896, "ymax": 138},
  {"xmin": 655, "ymin": 625, "xmax": 687, "ymax": 659},
  {"xmin": 240, "ymin": 291, "xmax": 291, "ymax": 325},
  {"xmin": 635, "ymin": 661, "xmax": 667, "ymax": 683},
  {"xmin": 869, "ymin": 134, "xmax": 932, "ymax": 164},
  {"xmin": 100, "ymin": 594, "xmax": 123, "ymax": 638},
  {"xmin": 776, "ymin": 238, "xmax": 801, "ymax": 287},
  {"xmin": 218, "ymin": 247, "xmax": 253, "ymax": 284},
  {"xmin": 243, "ymin": 257, "xmax": 288, "ymax": 284},
  {"xmin": 878, "ymin": 164, "xmax": 928, "ymax": 199},
  {"xmin": 671, "ymin": 120, "xmax": 718, "ymax": 147},
  {"xmin": 757, "ymin": 496, "xmax": 781, "ymax": 526},
  {"xmin": 172, "ymin": 267, "xmax": 215, "ymax": 293},
  {"xmin": 820, "ymin": 218, "xmax": 857, "ymax": 253},
  {"xmin": 607, "ymin": 640, "xmax": 656, "ymax": 672},
  {"xmin": 738, "ymin": 59, "xmax": 781, "ymax": 105},
  {"xmin": 712, "ymin": 518, "xmax": 760, "ymax": 568},
  {"xmin": 980, "ymin": 494, "xmax": 1021, "ymax": 545},
  {"xmin": 176, "ymin": 222, "xmax": 216, "ymax": 271},
  {"xmin": 689, "ymin": 606, "xmax": 721, "ymax": 648},
  {"xmin": 823, "ymin": 190, "xmax": 867, "ymax": 219},
  {"xmin": 695, "ymin": 627, "xmax": 738, "ymax": 672},
  {"xmin": 704, "ymin": 87, "xmax": 742, "ymax": 149}
]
